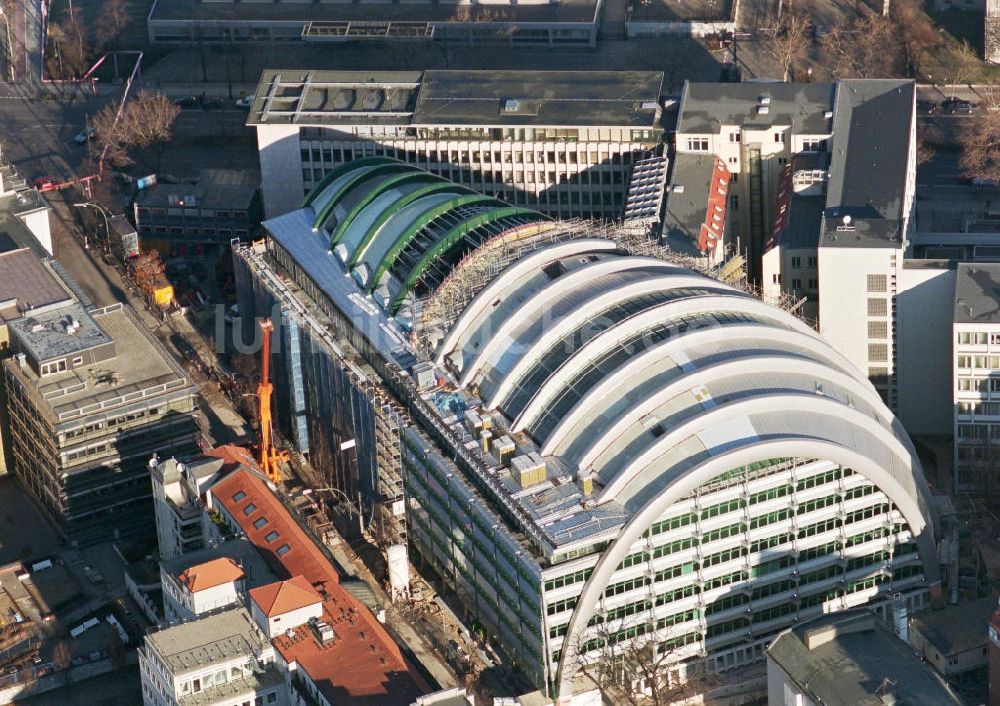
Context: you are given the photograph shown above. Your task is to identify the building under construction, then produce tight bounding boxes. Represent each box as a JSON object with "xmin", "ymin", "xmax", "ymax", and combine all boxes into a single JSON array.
[{"xmin": 234, "ymin": 159, "xmax": 941, "ymax": 700}]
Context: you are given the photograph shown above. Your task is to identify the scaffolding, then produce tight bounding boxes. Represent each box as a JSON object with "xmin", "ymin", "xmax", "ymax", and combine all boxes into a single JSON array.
[
  {"xmin": 233, "ymin": 240, "xmax": 409, "ymax": 551},
  {"xmin": 410, "ymin": 219, "xmax": 810, "ymax": 354}
]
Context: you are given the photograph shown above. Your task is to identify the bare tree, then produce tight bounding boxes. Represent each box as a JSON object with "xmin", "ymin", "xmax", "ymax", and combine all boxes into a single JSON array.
[
  {"xmin": 52, "ymin": 641, "xmax": 71, "ymax": 671},
  {"xmin": 47, "ymin": 7, "xmax": 89, "ymax": 78},
  {"xmin": 889, "ymin": 0, "xmax": 942, "ymax": 75},
  {"xmin": 574, "ymin": 621, "xmax": 716, "ymax": 705},
  {"xmin": 958, "ymin": 86, "xmax": 1000, "ymax": 183},
  {"xmin": 938, "ymin": 41, "xmax": 980, "ymax": 97},
  {"xmin": 107, "ymin": 626, "xmax": 126, "ymax": 670},
  {"xmin": 760, "ymin": 10, "xmax": 812, "ymax": 82},
  {"xmin": 95, "ymin": 0, "xmax": 130, "ymax": 50},
  {"xmin": 819, "ymin": 13, "xmax": 906, "ymax": 79},
  {"xmin": 92, "ymin": 91, "xmax": 180, "ymax": 167}
]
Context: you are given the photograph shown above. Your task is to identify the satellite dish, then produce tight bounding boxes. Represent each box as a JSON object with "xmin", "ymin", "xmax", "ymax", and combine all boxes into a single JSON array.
[{"xmin": 842, "ymin": 215, "xmax": 852, "ymax": 225}]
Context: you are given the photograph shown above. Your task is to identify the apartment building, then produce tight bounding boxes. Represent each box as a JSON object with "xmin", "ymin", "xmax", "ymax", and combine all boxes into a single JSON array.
[
  {"xmin": 669, "ymin": 80, "xmax": 916, "ymax": 339},
  {"xmin": 2, "ymin": 303, "xmax": 199, "ymax": 543},
  {"xmin": 134, "ymin": 169, "xmax": 262, "ymax": 258},
  {"xmin": 251, "ymin": 69, "xmax": 663, "ymax": 220},
  {"xmin": 234, "ymin": 160, "xmax": 940, "ymax": 699},
  {"xmin": 139, "ymin": 607, "xmax": 287, "ymax": 706},
  {"xmin": 162, "ymin": 557, "xmax": 247, "ymax": 623}
]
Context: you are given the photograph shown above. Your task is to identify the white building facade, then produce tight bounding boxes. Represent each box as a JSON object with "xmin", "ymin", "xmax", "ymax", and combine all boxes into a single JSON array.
[
  {"xmin": 139, "ymin": 607, "xmax": 288, "ymax": 706},
  {"xmin": 250, "ymin": 70, "xmax": 663, "ymax": 220}
]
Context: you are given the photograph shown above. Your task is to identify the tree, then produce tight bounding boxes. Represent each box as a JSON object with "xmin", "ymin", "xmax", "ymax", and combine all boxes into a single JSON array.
[
  {"xmin": 574, "ymin": 622, "xmax": 717, "ymax": 705},
  {"xmin": 92, "ymin": 90, "xmax": 180, "ymax": 167},
  {"xmin": 760, "ymin": 9, "xmax": 812, "ymax": 82},
  {"xmin": 47, "ymin": 6, "xmax": 89, "ymax": 78},
  {"xmin": 890, "ymin": 0, "xmax": 942, "ymax": 75},
  {"xmin": 52, "ymin": 641, "xmax": 71, "ymax": 671},
  {"xmin": 819, "ymin": 13, "xmax": 906, "ymax": 79},
  {"xmin": 958, "ymin": 86, "xmax": 1000, "ymax": 183},
  {"xmin": 95, "ymin": 0, "xmax": 129, "ymax": 50},
  {"xmin": 107, "ymin": 626, "xmax": 126, "ymax": 670}
]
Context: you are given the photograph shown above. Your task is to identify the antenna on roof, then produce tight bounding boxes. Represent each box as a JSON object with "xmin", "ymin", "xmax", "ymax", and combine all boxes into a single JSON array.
[{"xmin": 842, "ymin": 215, "xmax": 852, "ymax": 226}]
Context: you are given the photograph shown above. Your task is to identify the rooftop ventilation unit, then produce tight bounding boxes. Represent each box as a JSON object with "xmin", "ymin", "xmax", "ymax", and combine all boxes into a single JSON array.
[
  {"xmin": 503, "ymin": 99, "xmax": 520, "ymax": 113},
  {"xmin": 759, "ymin": 96, "xmax": 771, "ymax": 106},
  {"xmin": 757, "ymin": 106, "xmax": 770, "ymax": 115}
]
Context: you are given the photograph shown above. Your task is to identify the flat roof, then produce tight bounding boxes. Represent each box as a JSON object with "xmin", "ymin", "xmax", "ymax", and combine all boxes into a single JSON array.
[
  {"xmin": 136, "ymin": 169, "xmax": 257, "ymax": 211},
  {"xmin": 212, "ymin": 468, "xmax": 430, "ymax": 704},
  {"xmin": 3, "ymin": 304, "xmax": 193, "ymax": 426},
  {"xmin": 910, "ymin": 595, "xmax": 996, "ymax": 657},
  {"xmin": 9, "ymin": 303, "xmax": 111, "ymax": 361},
  {"xmin": 677, "ymin": 81, "xmax": 835, "ymax": 135},
  {"xmin": 250, "ymin": 70, "xmax": 662, "ymax": 128},
  {"xmin": 767, "ymin": 610, "xmax": 963, "ymax": 706},
  {"xmin": 0, "ymin": 193, "xmax": 48, "ymax": 258},
  {"xmin": 151, "ymin": 0, "xmax": 599, "ymax": 26},
  {"xmin": 780, "ymin": 194, "xmax": 825, "ymax": 251},
  {"xmin": 0, "ymin": 249, "xmax": 73, "ymax": 325},
  {"xmin": 146, "ymin": 607, "xmax": 269, "ymax": 674},
  {"xmin": 412, "ymin": 71, "xmax": 662, "ymax": 127},
  {"xmin": 955, "ymin": 263, "xmax": 1000, "ymax": 324}
]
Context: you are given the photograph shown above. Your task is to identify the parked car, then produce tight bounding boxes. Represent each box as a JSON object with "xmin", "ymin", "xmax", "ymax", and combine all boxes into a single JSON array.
[
  {"xmin": 224, "ymin": 304, "xmax": 240, "ymax": 324},
  {"xmin": 941, "ymin": 97, "xmax": 975, "ymax": 114},
  {"xmin": 173, "ymin": 95, "xmax": 201, "ymax": 108},
  {"xmin": 235, "ymin": 94, "xmax": 254, "ymax": 108},
  {"xmin": 32, "ymin": 175, "xmax": 56, "ymax": 189},
  {"xmin": 916, "ymin": 100, "xmax": 936, "ymax": 114},
  {"xmin": 74, "ymin": 126, "xmax": 96, "ymax": 144}
]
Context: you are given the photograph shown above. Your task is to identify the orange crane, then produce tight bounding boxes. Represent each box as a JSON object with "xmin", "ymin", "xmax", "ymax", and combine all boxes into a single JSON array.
[{"xmin": 257, "ymin": 319, "xmax": 286, "ymax": 482}]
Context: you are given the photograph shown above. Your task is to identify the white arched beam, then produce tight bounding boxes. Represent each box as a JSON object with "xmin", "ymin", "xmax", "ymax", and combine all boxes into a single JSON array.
[
  {"xmin": 553, "ymin": 438, "xmax": 941, "ymax": 700},
  {"xmin": 541, "ymin": 322, "xmax": 857, "ymax": 456},
  {"xmin": 573, "ymin": 354, "xmax": 898, "ymax": 477},
  {"xmin": 434, "ymin": 239, "xmax": 617, "ymax": 366},
  {"xmin": 522, "ymin": 293, "xmax": 871, "ymax": 441},
  {"xmin": 595, "ymin": 393, "xmax": 914, "ymax": 507},
  {"xmin": 486, "ymin": 275, "xmax": 734, "ymax": 411},
  {"xmin": 460, "ymin": 257, "xmax": 682, "ymax": 388}
]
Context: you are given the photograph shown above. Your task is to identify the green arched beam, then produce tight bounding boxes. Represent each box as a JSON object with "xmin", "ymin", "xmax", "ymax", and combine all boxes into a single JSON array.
[
  {"xmin": 365, "ymin": 194, "xmax": 503, "ymax": 294},
  {"xmin": 389, "ymin": 208, "xmax": 549, "ymax": 313},
  {"xmin": 332, "ymin": 171, "xmax": 449, "ymax": 248},
  {"xmin": 312, "ymin": 162, "xmax": 415, "ymax": 231},
  {"xmin": 346, "ymin": 181, "xmax": 476, "ymax": 268},
  {"xmin": 300, "ymin": 156, "xmax": 400, "ymax": 209}
]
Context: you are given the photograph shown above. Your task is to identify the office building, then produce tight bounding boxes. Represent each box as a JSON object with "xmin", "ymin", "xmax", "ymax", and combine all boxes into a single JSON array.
[
  {"xmin": 766, "ymin": 610, "xmax": 963, "ymax": 706},
  {"xmin": 234, "ymin": 160, "xmax": 940, "ymax": 699},
  {"xmin": 2, "ymin": 303, "xmax": 199, "ymax": 543},
  {"xmin": 147, "ymin": 0, "xmax": 603, "ymax": 47},
  {"xmin": 134, "ymin": 169, "xmax": 262, "ymax": 258},
  {"xmin": 139, "ymin": 606, "xmax": 287, "ymax": 706},
  {"xmin": 251, "ymin": 69, "xmax": 663, "ymax": 220}
]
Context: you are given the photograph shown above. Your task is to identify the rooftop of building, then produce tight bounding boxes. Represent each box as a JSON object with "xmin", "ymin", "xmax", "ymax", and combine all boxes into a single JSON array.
[
  {"xmin": 676, "ymin": 81, "xmax": 836, "ymax": 135},
  {"xmin": 211, "ymin": 468, "xmax": 430, "ymax": 704},
  {"xmin": 136, "ymin": 169, "xmax": 258, "ymax": 211},
  {"xmin": 954, "ymin": 262, "xmax": 1000, "ymax": 324},
  {"xmin": 145, "ymin": 607, "xmax": 269, "ymax": 675},
  {"xmin": 766, "ymin": 610, "xmax": 963, "ymax": 706},
  {"xmin": 161, "ymin": 539, "xmax": 281, "ymax": 593},
  {"xmin": 822, "ymin": 79, "xmax": 914, "ymax": 249},
  {"xmin": 8, "ymin": 303, "xmax": 110, "ymax": 361},
  {"xmin": 779, "ymin": 194, "xmax": 825, "ymax": 251},
  {"xmin": 0, "ymin": 249, "xmax": 73, "ymax": 325},
  {"xmin": 0, "ymin": 192, "xmax": 49, "ymax": 258},
  {"xmin": 662, "ymin": 152, "xmax": 716, "ymax": 258},
  {"xmin": 910, "ymin": 595, "xmax": 995, "ymax": 658},
  {"xmin": 178, "ymin": 666, "xmax": 284, "ymax": 706},
  {"xmin": 249, "ymin": 575, "xmax": 322, "ymax": 617},
  {"xmin": 178, "ymin": 557, "xmax": 245, "ymax": 593},
  {"xmin": 2, "ymin": 303, "xmax": 193, "ymax": 427},
  {"xmin": 250, "ymin": 70, "xmax": 662, "ymax": 128},
  {"xmin": 152, "ymin": 0, "xmax": 599, "ymax": 28}
]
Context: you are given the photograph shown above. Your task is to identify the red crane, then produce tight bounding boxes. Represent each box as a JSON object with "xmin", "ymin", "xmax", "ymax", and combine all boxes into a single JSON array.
[{"xmin": 257, "ymin": 319, "xmax": 285, "ymax": 482}]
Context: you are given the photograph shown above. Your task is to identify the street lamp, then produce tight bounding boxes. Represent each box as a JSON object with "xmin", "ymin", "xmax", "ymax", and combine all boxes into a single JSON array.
[{"xmin": 73, "ymin": 202, "xmax": 112, "ymax": 255}]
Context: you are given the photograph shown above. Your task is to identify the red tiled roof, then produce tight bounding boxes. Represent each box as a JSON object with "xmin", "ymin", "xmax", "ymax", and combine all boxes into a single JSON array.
[
  {"xmin": 204, "ymin": 444, "xmax": 259, "ymax": 473},
  {"xmin": 698, "ymin": 157, "xmax": 730, "ymax": 254},
  {"xmin": 212, "ymin": 468, "xmax": 429, "ymax": 705},
  {"xmin": 250, "ymin": 576, "xmax": 322, "ymax": 618},
  {"xmin": 178, "ymin": 557, "xmax": 245, "ymax": 593}
]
